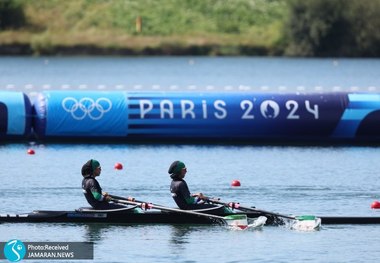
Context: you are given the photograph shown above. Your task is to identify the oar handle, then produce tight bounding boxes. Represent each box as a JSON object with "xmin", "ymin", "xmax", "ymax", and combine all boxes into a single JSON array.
[
  {"xmin": 109, "ymin": 194, "xmax": 158, "ymax": 207},
  {"xmin": 109, "ymin": 194, "xmax": 135, "ymax": 202},
  {"xmin": 111, "ymin": 198, "xmax": 153, "ymax": 210},
  {"xmin": 207, "ymin": 199, "xmax": 242, "ymax": 209}
]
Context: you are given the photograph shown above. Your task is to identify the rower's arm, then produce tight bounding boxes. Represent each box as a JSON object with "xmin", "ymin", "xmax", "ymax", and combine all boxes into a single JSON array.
[
  {"xmin": 185, "ymin": 196, "xmax": 196, "ymax": 204},
  {"xmin": 90, "ymin": 187, "xmax": 104, "ymax": 201}
]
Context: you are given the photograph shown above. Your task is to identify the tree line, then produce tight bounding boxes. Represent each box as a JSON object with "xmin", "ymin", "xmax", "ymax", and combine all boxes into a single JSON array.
[
  {"xmin": 1, "ymin": 0, "xmax": 380, "ymax": 57},
  {"xmin": 284, "ymin": 0, "xmax": 380, "ymax": 57}
]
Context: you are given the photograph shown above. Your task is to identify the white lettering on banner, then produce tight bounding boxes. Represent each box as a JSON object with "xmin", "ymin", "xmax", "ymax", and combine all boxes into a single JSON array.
[
  {"xmin": 181, "ymin": 100, "xmax": 195, "ymax": 119},
  {"xmin": 202, "ymin": 100, "xmax": 207, "ymax": 119},
  {"xmin": 140, "ymin": 100, "xmax": 153, "ymax": 119},
  {"xmin": 305, "ymin": 100, "xmax": 319, "ymax": 119},
  {"xmin": 138, "ymin": 99, "xmax": 228, "ymax": 119},
  {"xmin": 286, "ymin": 100, "xmax": 300, "ymax": 119},
  {"xmin": 137, "ymin": 99, "xmax": 319, "ymax": 120},
  {"xmin": 160, "ymin": 100, "xmax": 174, "ymax": 119},
  {"xmin": 214, "ymin": 100, "xmax": 227, "ymax": 119},
  {"xmin": 241, "ymin": 100, "xmax": 254, "ymax": 119}
]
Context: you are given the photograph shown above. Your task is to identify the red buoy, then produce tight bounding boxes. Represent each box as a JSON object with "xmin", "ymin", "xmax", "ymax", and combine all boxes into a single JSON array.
[
  {"xmin": 231, "ymin": 180, "xmax": 241, "ymax": 187},
  {"xmin": 114, "ymin": 162, "xmax": 123, "ymax": 170},
  {"xmin": 371, "ymin": 201, "xmax": 380, "ymax": 209},
  {"xmin": 27, "ymin": 149, "xmax": 35, "ymax": 155}
]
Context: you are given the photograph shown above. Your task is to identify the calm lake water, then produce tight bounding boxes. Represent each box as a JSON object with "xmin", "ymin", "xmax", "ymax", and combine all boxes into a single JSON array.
[
  {"xmin": 1, "ymin": 56, "xmax": 380, "ymax": 97},
  {"xmin": 1, "ymin": 144, "xmax": 380, "ymax": 262},
  {"xmin": 1, "ymin": 57, "xmax": 380, "ymax": 262}
]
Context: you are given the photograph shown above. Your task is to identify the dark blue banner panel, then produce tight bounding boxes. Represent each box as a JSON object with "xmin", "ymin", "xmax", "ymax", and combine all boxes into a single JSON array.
[
  {"xmin": 31, "ymin": 91, "xmax": 380, "ymax": 141},
  {"xmin": 0, "ymin": 91, "xmax": 31, "ymax": 139}
]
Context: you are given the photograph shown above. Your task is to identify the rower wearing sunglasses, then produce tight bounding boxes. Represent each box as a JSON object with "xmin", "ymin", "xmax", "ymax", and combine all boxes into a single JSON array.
[{"xmin": 169, "ymin": 160, "xmax": 217, "ymax": 211}]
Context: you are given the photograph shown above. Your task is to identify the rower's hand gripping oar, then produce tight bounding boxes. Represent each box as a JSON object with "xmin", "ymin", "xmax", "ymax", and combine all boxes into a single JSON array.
[
  {"xmin": 207, "ymin": 198, "xmax": 321, "ymax": 231},
  {"xmin": 108, "ymin": 194, "xmax": 136, "ymax": 202},
  {"xmin": 110, "ymin": 197, "xmax": 249, "ymax": 230}
]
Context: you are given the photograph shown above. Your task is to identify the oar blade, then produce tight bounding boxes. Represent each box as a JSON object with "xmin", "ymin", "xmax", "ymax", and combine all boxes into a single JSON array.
[
  {"xmin": 248, "ymin": 216, "xmax": 267, "ymax": 228},
  {"xmin": 291, "ymin": 216, "xmax": 321, "ymax": 231},
  {"xmin": 224, "ymin": 214, "xmax": 249, "ymax": 230},
  {"xmin": 295, "ymin": 215, "xmax": 316, "ymax": 221}
]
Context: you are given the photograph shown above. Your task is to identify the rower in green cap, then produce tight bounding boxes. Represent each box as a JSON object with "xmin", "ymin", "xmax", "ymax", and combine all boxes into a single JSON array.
[
  {"xmin": 169, "ymin": 160, "xmax": 216, "ymax": 210},
  {"xmin": 81, "ymin": 159, "xmax": 133, "ymax": 210}
]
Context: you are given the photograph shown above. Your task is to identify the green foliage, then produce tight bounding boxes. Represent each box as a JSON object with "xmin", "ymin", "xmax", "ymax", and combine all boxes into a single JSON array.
[
  {"xmin": 0, "ymin": 0, "xmax": 26, "ymax": 29},
  {"xmin": 348, "ymin": 0, "xmax": 380, "ymax": 56},
  {"xmin": 2, "ymin": 0, "xmax": 380, "ymax": 56},
  {"xmin": 8, "ymin": 0, "xmax": 286, "ymax": 55},
  {"xmin": 284, "ymin": 0, "xmax": 380, "ymax": 57},
  {"xmin": 30, "ymin": 32, "xmax": 54, "ymax": 55},
  {"xmin": 20, "ymin": 0, "xmax": 286, "ymax": 35}
]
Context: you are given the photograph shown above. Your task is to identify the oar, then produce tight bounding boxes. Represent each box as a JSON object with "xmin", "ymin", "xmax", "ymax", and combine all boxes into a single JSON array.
[
  {"xmin": 207, "ymin": 198, "xmax": 321, "ymax": 231},
  {"xmin": 110, "ymin": 197, "xmax": 249, "ymax": 229},
  {"xmin": 108, "ymin": 194, "xmax": 151, "ymax": 205}
]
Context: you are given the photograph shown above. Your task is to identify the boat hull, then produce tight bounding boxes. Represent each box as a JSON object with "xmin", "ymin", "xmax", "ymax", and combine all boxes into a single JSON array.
[
  {"xmin": 2, "ymin": 210, "xmax": 380, "ymax": 225},
  {"xmin": 0, "ymin": 209, "xmax": 270, "ymax": 225}
]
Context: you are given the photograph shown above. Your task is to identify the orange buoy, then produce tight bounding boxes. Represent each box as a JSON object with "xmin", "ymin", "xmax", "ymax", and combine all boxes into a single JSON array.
[
  {"xmin": 27, "ymin": 149, "xmax": 35, "ymax": 155},
  {"xmin": 114, "ymin": 162, "xmax": 123, "ymax": 170},
  {"xmin": 371, "ymin": 201, "xmax": 380, "ymax": 209},
  {"xmin": 231, "ymin": 180, "xmax": 241, "ymax": 187}
]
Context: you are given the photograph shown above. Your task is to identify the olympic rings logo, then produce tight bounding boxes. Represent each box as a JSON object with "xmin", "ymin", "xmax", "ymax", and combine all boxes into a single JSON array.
[{"xmin": 62, "ymin": 97, "xmax": 112, "ymax": 120}]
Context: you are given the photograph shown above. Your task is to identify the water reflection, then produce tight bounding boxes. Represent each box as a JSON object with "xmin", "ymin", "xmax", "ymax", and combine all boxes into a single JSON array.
[
  {"xmin": 81, "ymin": 223, "xmax": 136, "ymax": 243},
  {"xmin": 168, "ymin": 225, "xmax": 215, "ymax": 255},
  {"xmin": 82, "ymin": 224, "xmax": 107, "ymax": 242},
  {"xmin": 169, "ymin": 225, "xmax": 192, "ymax": 246}
]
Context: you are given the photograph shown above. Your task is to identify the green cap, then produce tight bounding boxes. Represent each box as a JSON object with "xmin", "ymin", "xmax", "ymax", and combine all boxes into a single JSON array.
[
  {"xmin": 168, "ymin": 161, "xmax": 186, "ymax": 175},
  {"xmin": 174, "ymin": 161, "xmax": 185, "ymax": 174},
  {"xmin": 91, "ymin": 159, "xmax": 100, "ymax": 171}
]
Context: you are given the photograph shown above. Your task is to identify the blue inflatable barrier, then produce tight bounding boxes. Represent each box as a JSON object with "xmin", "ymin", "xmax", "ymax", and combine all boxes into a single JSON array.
[
  {"xmin": 33, "ymin": 91, "xmax": 128, "ymax": 138},
  {"xmin": 0, "ymin": 91, "xmax": 32, "ymax": 139},
  {"xmin": 32, "ymin": 91, "xmax": 380, "ymax": 142}
]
